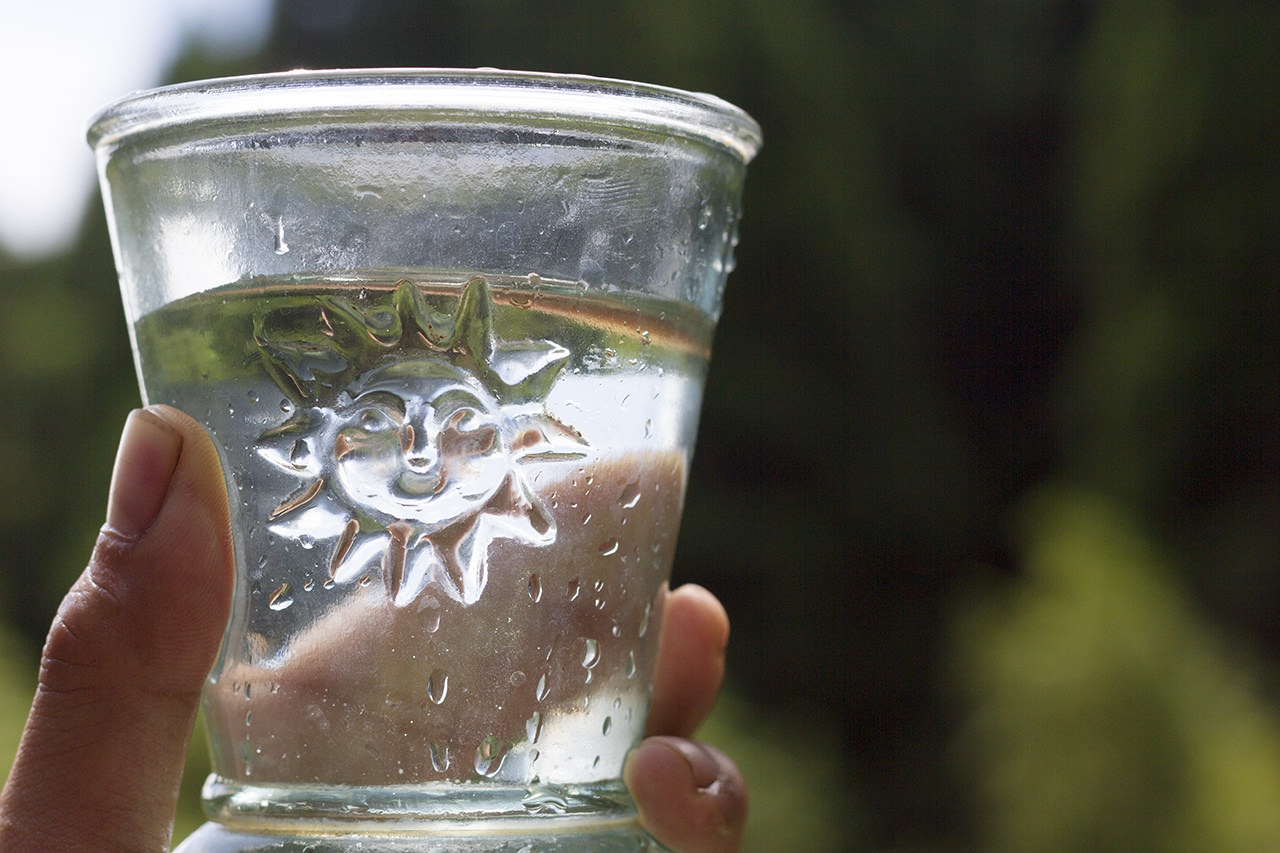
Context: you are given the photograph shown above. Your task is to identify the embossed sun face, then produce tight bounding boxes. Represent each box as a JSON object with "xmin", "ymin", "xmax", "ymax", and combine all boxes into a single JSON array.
[
  {"xmin": 331, "ymin": 361, "xmax": 510, "ymax": 532},
  {"xmin": 253, "ymin": 278, "xmax": 589, "ymax": 607}
]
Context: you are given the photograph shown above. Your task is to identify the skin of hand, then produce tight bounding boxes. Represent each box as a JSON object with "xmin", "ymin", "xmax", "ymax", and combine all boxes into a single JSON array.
[{"xmin": 0, "ymin": 406, "xmax": 746, "ymax": 852}]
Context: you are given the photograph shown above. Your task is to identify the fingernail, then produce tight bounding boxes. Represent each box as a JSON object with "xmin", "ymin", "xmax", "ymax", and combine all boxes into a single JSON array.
[
  {"xmin": 105, "ymin": 409, "xmax": 182, "ymax": 538},
  {"xmin": 661, "ymin": 737, "xmax": 722, "ymax": 791}
]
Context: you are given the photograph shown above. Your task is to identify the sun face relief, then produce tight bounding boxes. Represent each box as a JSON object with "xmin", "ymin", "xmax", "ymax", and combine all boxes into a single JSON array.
[
  {"xmin": 253, "ymin": 278, "xmax": 588, "ymax": 607},
  {"xmin": 332, "ymin": 361, "xmax": 511, "ymax": 524}
]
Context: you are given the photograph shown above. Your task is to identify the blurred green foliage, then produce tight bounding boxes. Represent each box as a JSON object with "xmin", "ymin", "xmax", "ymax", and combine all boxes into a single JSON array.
[
  {"xmin": 953, "ymin": 488, "xmax": 1280, "ymax": 852},
  {"xmin": 4, "ymin": 0, "xmax": 1280, "ymax": 850}
]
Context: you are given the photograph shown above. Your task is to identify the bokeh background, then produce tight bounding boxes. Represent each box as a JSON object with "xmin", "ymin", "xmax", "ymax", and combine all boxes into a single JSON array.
[{"xmin": 4, "ymin": 1, "xmax": 1280, "ymax": 850}]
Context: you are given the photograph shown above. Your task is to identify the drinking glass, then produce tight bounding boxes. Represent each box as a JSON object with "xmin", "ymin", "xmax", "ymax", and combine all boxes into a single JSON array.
[{"xmin": 88, "ymin": 69, "xmax": 759, "ymax": 852}]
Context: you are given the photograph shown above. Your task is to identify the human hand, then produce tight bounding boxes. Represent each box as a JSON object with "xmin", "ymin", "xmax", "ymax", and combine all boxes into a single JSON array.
[{"xmin": 0, "ymin": 406, "xmax": 746, "ymax": 851}]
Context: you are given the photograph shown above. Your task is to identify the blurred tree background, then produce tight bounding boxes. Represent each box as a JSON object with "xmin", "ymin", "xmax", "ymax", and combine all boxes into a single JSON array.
[{"xmin": 3, "ymin": 0, "xmax": 1280, "ymax": 850}]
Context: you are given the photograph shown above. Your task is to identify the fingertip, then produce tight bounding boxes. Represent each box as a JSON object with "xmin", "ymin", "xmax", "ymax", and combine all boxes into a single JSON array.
[
  {"xmin": 104, "ymin": 408, "xmax": 183, "ymax": 539},
  {"xmin": 144, "ymin": 405, "xmax": 227, "ymax": 499},
  {"xmin": 126, "ymin": 404, "xmax": 234, "ymax": 674},
  {"xmin": 145, "ymin": 403, "xmax": 208, "ymax": 439},
  {"xmin": 647, "ymin": 585, "xmax": 731, "ymax": 738},
  {"xmin": 626, "ymin": 736, "xmax": 747, "ymax": 853},
  {"xmin": 77, "ymin": 404, "xmax": 233, "ymax": 688},
  {"xmin": 667, "ymin": 584, "xmax": 730, "ymax": 649}
]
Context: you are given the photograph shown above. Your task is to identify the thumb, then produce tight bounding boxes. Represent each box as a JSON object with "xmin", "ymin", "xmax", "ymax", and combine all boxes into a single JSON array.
[{"xmin": 0, "ymin": 406, "xmax": 233, "ymax": 851}]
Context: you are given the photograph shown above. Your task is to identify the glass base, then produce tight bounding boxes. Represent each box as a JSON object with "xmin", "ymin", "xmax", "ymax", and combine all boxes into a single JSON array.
[
  {"xmin": 175, "ymin": 819, "xmax": 666, "ymax": 852},
  {"xmin": 174, "ymin": 777, "xmax": 667, "ymax": 852}
]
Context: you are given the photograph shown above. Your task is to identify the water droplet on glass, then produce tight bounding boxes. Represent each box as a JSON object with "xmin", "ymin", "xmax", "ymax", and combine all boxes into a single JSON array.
[
  {"xmin": 639, "ymin": 601, "xmax": 652, "ymax": 638},
  {"xmin": 430, "ymin": 742, "xmax": 450, "ymax": 772},
  {"xmin": 247, "ymin": 390, "xmax": 259, "ymax": 403},
  {"xmin": 602, "ymin": 716, "xmax": 613, "ymax": 736},
  {"xmin": 618, "ymin": 482, "xmax": 642, "ymax": 509},
  {"xmin": 522, "ymin": 781, "xmax": 569, "ymax": 815},
  {"xmin": 427, "ymin": 670, "xmax": 449, "ymax": 705},
  {"xmin": 322, "ymin": 577, "xmax": 336, "ymax": 591},
  {"xmin": 568, "ymin": 578, "xmax": 581, "ymax": 601},
  {"xmin": 268, "ymin": 583, "xmax": 293, "ymax": 611},
  {"xmin": 274, "ymin": 216, "xmax": 289, "ymax": 254},
  {"xmin": 581, "ymin": 638, "xmax": 601, "ymax": 670},
  {"xmin": 626, "ymin": 650, "xmax": 638, "ymax": 679},
  {"xmin": 598, "ymin": 539, "xmax": 619, "ymax": 557},
  {"xmin": 536, "ymin": 673, "xmax": 550, "ymax": 701},
  {"xmin": 526, "ymin": 710, "xmax": 543, "ymax": 743},
  {"xmin": 474, "ymin": 736, "xmax": 508, "ymax": 777},
  {"xmin": 528, "ymin": 573, "xmax": 542, "ymax": 602},
  {"xmin": 302, "ymin": 578, "xmax": 315, "ymax": 592}
]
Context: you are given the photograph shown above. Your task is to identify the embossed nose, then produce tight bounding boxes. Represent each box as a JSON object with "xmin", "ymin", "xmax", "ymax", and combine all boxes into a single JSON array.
[{"xmin": 401, "ymin": 421, "xmax": 439, "ymax": 471}]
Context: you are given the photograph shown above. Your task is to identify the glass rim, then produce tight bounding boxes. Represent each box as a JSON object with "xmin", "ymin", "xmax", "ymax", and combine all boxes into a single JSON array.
[{"xmin": 86, "ymin": 67, "xmax": 762, "ymax": 163}]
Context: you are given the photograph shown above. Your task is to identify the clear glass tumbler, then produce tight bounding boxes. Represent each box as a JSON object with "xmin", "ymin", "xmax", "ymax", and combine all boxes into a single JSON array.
[{"xmin": 88, "ymin": 69, "xmax": 758, "ymax": 852}]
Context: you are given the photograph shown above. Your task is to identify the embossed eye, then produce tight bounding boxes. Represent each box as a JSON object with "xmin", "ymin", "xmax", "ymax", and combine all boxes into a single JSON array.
[
  {"xmin": 439, "ymin": 407, "xmax": 499, "ymax": 458},
  {"xmin": 433, "ymin": 390, "xmax": 490, "ymax": 432},
  {"xmin": 446, "ymin": 407, "xmax": 480, "ymax": 431},
  {"xmin": 360, "ymin": 408, "xmax": 390, "ymax": 431},
  {"xmin": 350, "ymin": 392, "xmax": 406, "ymax": 433}
]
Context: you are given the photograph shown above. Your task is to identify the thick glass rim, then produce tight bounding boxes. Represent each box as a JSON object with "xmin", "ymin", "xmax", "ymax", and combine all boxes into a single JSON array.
[{"xmin": 86, "ymin": 67, "xmax": 762, "ymax": 163}]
